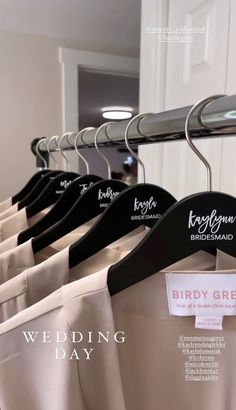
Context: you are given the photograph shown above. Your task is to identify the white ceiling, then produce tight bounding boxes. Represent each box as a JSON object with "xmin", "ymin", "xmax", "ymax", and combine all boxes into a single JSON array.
[{"xmin": 0, "ymin": 0, "xmax": 141, "ymax": 57}]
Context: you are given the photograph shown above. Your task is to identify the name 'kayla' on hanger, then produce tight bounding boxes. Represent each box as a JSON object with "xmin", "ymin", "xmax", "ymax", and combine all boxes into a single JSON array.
[
  {"xmin": 188, "ymin": 209, "xmax": 236, "ymax": 240},
  {"xmin": 131, "ymin": 196, "xmax": 161, "ymax": 221},
  {"xmin": 134, "ymin": 196, "xmax": 157, "ymax": 214}
]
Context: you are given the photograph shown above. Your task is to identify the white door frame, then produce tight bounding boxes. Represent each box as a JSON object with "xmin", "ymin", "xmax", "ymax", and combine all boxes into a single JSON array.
[
  {"xmin": 59, "ymin": 47, "xmax": 139, "ymax": 171},
  {"xmin": 139, "ymin": 0, "xmax": 169, "ymax": 113},
  {"xmin": 139, "ymin": 0, "xmax": 169, "ymax": 183},
  {"xmin": 140, "ymin": 0, "xmax": 231, "ymax": 197}
]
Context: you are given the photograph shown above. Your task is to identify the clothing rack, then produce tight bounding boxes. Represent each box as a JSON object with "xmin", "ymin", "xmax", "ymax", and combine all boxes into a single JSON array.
[{"xmin": 35, "ymin": 95, "xmax": 236, "ymax": 153}]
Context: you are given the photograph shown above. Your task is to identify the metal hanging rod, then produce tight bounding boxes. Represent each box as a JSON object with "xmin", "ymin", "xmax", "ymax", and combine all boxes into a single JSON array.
[{"xmin": 37, "ymin": 95, "xmax": 236, "ymax": 152}]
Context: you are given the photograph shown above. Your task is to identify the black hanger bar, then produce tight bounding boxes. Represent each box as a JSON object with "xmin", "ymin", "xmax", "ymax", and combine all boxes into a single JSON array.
[{"xmin": 33, "ymin": 95, "xmax": 236, "ymax": 152}]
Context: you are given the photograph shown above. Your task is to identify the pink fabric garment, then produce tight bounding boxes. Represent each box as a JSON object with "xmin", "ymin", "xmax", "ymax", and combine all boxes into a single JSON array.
[
  {"xmin": 0, "ymin": 207, "xmax": 49, "ymax": 243},
  {"xmin": 0, "ymin": 197, "xmax": 12, "ymax": 213},
  {"xmin": 0, "ymin": 206, "xmax": 53, "ymax": 253},
  {"xmin": 0, "ymin": 218, "xmax": 147, "ymax": 286},
  {"xmin": 0, "ymin": 227, "xmax": 149, "ymax": 323},
  {"xmin": 0, "ymin": 234, "xmax": 18, "ymax": 254},
  {"xmin": 0, "ymin": 251, "xmax": 226, "ymax": 410},
  {"xmin": 0, "ymin": 217, "xmax": 100, "ymax": 284},
  {"xmin": 0, "ymin": 203, "xmax": 19, "ymax": 221}
]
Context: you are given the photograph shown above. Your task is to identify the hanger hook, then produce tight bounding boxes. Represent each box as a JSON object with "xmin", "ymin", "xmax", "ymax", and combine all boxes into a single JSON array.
[
  {"xmin": 45, "ymin": 135, "xmax": 59, "ymax": 170},
  {"xmin": 94, "ymin": 122, "xmax": 115, "ymax": 179},
  {"xmin": 66, "ymin": 131, "xmax": 76, "ymax": 148},
  {"xmin": 137, "ymin": 112, "xmax": 159, "ymax": 142},
  {"xmin": 58, "ymin": 132, "xmax": 71, "ymax": 172},
  {"xmin": 104, "ymin": 123, "xmax": 120, "ymax": 145},
  {"xmin": 73, "ymin": 127, "xmax": 95, "ymax": 175},
  {"xmin": 184, "ymin": 94, "xmax": 226, "ymax": 192},
  {"xmin": 124, "ymin": 113, "xmax": 151, "ymax": 183},
  {"xmin": 36, "ymin": 138, "xmax": 48, "ymax": 169}
]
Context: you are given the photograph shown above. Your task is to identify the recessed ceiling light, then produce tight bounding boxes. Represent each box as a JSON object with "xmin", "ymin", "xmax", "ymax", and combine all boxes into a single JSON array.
[
  {"xmin": 102, "ymin": 111, "xmax": 132, "ymax": 120},
  {"xmin": 101, "ymin": 106, "xmax": 133, "ymax": 120}
]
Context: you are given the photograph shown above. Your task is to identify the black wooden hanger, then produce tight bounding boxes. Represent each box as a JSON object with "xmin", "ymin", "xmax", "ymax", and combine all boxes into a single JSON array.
[
  {"xmin": 68, "ymin": 113, "xmax": 177, "ymax": 268},
  {"xmin": 69, "ymin": 183, "xmax": 176, "ymax": 268},
  {"xmin": 17, "ymin": 137, "xmax": 65, "ymax": 209},
  {"xmin": 18, "ymin": 170, "xmax": 63, "ymax": 210},
  {"xmin": 12, "ymin": 138, "xmax": 52, "ymax": 204},
  {"xmin": 108, "ymin": 191, "xmax": 236, "ymax": 295},
  {"xmin": 31, "ymin": 179, "xmax": 127, "ymax": 253},
  {"xmin": 18, "ymin": 174, "xmax": 102, "ymax": 244},
  {"xmin": 18, "ymin": 128, "xmax": 103, "ymax": 244},
  {"xmin": 24, "ymin": 132, "xmax": 84, "ymax": 218},
  {"xmin": 25, "ymin": 172, "xmax": 81, "ymax": 217},
  {"xmin": 107, "ymin": 95, "xmax": 233, "ymax": 295},
  {"xmin": 31, "ymin": 122, "xmax": 128, "ymax": 254},
  {"xmin": 12, "ymin": 170, "xmax": 50, "ymax": 204}
]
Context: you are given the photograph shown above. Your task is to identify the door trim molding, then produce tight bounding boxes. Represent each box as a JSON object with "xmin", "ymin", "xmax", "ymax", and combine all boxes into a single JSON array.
[
  {"xmin": 59, "ymin": 47, "xmax": 139, "ymax": 133},
  {"xmin": 139, "ymin": 0, "xmax": 169, "ymax": 183},
  {"xmin": 59, "ymin": 47, "xmax": 139, "ymax": 170}
]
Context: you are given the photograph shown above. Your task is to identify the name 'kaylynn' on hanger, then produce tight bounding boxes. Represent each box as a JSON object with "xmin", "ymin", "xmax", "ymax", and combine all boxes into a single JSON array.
[{"xmin": 188, "ymin": 209, "xmax": 236, "ymax": 240}]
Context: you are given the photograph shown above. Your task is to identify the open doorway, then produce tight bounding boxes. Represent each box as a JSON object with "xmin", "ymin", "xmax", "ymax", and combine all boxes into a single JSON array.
[
  {"xmin": 78, "ymin": 69, "xmax": 139, "ymax": 180},
  {"xmin": 60, "ymin": 47, "xmax": 139, "ymax": 176}
]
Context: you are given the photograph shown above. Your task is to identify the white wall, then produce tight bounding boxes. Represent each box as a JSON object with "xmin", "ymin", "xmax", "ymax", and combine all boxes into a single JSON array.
[
  {"xmin": 0, "ymin": 31, "xmax": 63, "ymax": 200},
  {"xmin": 139, "ymin": 0, "xmax": 236, "ymax": 199}
]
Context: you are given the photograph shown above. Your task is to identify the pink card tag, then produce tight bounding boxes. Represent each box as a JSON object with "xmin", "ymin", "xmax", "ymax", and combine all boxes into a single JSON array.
[
  {"xmin": 165, "ymin": 273, "xmax": 236, "ymax": 330},
  {"xmin": 195, "ymin": 316, "xmax": 223, "ymax": 330}
]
